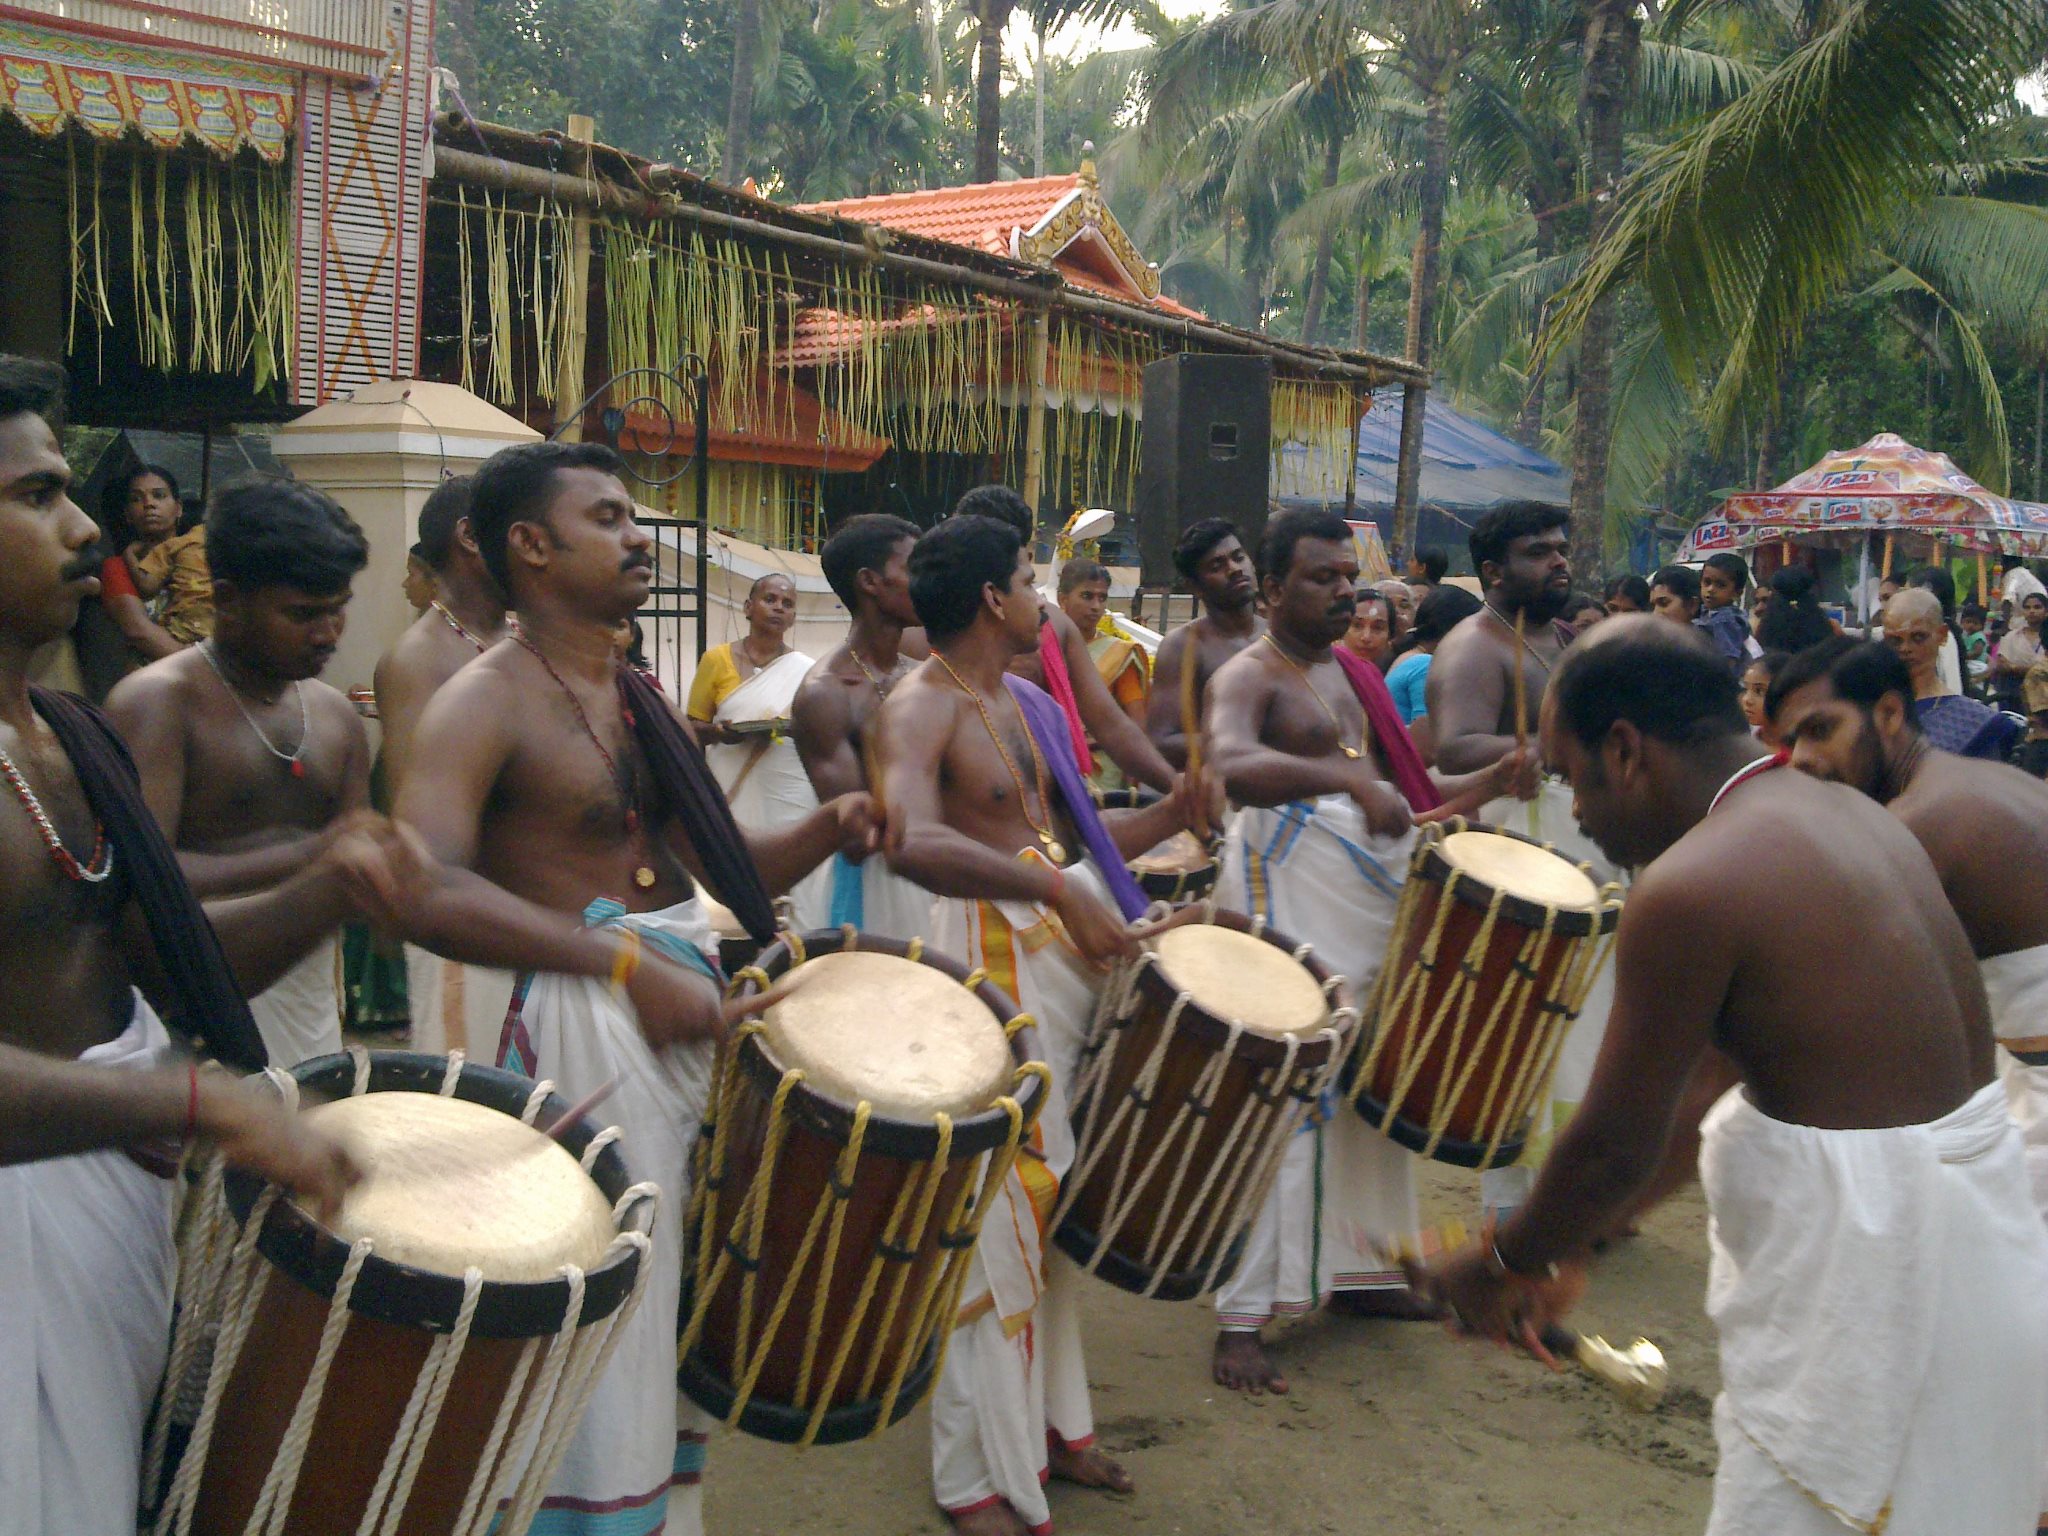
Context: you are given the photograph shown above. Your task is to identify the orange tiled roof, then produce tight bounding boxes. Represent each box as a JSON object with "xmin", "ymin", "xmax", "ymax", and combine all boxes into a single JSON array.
[{"xmin": 797, "ymin": 176, "xmax": 1082, "ymax": 258}]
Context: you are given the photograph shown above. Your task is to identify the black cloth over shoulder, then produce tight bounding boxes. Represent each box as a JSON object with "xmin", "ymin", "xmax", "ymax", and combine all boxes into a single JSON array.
[
  {"xmin": 618, "ymin": 666, "xmax": 776, "ymax": 945},
  {"xmin": 31, "ymin": 686, "xmax": 268, "ymax": 1070}
]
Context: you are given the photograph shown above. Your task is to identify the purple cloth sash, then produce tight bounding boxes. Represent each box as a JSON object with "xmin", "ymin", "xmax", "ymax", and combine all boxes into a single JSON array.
[{"xmin": 1005, "ymin": 674, "xmax": 1149, "ymax": 921}]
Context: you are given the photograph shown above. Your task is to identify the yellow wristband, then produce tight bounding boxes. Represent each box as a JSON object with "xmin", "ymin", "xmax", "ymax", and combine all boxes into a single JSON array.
[{"xmin": 609, "ymin": 929, "xmax": 643, "ymax": 992}]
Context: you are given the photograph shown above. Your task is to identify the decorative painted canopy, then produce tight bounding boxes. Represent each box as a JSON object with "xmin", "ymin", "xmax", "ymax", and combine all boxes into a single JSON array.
[
  {"xmin": 0, "ymin": 18, "xmax": 296, "ymax": 161},
  {"xmin": 1679, "ymin": 433, "xmax": 2048, "ymax": 559}
]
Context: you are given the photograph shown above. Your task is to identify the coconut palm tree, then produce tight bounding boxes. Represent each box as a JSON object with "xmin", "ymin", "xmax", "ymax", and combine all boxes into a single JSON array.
[{"xmin": 1551, "ymin": 0, "xmax": 2048, "ymax": 493}]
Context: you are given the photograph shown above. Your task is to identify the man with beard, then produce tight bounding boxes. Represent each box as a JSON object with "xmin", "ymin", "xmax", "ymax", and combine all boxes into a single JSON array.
[
  {"xmin": 1205, "ymin": 509, "xmax": 1528, "ymax": 1394},
  {"xmin": 396, "ymin": 439, "xmax": 874, "ymax": 1536},
  {"xmin": 108, "ymin": 478, "xmax": 373, "ymax": 1067},
  {"xmin": 1146, "ymin": 517, "xmax": 1264, "ymax": 769},
  {"xmin": 372, "ymin": 475, "xmax": 513, "ymax": 1054},
  {"xmin": 790, "ymin": 512, "xmax": 932, "ymax": 937},
  {"xmin": 1417, "ymin": 618, "xmax": 2048, "ymax": 1536},
  {"xmin": 0, "ymin": 355, "xmax": 383, "ymax": 1536},
  {"xmin": 1428, "ymin": 501, "xmax": 1614, "ymax": 1219}
]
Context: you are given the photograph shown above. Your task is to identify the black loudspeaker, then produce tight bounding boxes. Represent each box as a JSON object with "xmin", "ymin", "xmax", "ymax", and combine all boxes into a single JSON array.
[{"xmin": 1137, "ymin": 354, "xmax": 1273, "ymax": 586}]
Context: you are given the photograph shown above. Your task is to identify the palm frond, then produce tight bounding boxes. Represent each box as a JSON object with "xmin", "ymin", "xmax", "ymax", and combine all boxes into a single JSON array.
[
  {"xmin": 1882, "ymin": 196, "xmax": 2048, "ymax": 353},
  {"xmin": 1551, "ymin": 0, "xmax": 2045, "ymax": 443},
  {"xmin": 1630, "ymin": 39, "xmax": 1760, "ymax": 129},
  {"xmin": 1883, "ymin": 259, "xmax": 2013, "ymax": 492}
]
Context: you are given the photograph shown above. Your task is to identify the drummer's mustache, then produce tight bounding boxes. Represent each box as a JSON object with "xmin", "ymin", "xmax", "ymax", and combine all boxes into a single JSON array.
[{"xmin": 622, "ymin": 551, "xmax": 654, "ymax": 573}]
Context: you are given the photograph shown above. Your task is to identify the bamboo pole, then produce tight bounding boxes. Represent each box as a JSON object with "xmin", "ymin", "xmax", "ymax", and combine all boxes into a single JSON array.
[
  {"xmin": 428, "ymin": 146, "xmax": 1425, "ymax": 389},
  {"xmin": 552, "ymin": 114, "xmax": 596, "ymax": 437},
  {"xmin": 1020, "ymin": 310, "xmax": 1051, "ymax": 516}
]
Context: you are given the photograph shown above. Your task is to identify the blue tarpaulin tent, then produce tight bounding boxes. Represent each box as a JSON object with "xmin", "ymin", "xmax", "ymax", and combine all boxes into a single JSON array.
[{"xmin": 1274, "ymin": 389, "xmax": 1570, "ymax": 568}]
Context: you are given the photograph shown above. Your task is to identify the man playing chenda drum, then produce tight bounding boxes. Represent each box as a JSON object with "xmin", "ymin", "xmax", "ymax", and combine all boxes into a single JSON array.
[
  {"xmin": 1417, "ymin": 618, "xmax": 2048, "ymax": 1536},
  {"xmin": 1202, "ymin": 507, "xmax": 1529, "ymax": 1396},
  {"xmin": 0, "ymin": 355, "xmax": 378, "ymax": 1536},
  {"xmin": 878, "ymin": 514, "xmax": 1208, "ymax": 1536},
  {"xmin": 395, "ymin": 440, "xmax": 876, "ymax": 1536},
  {"xmin": 1145, "ymin": 516, "xmax": 1264, "ymax": 771},
  {"xmin": 1426, "ymin": 500, "xmax": 1612, "ymax": 1219}
]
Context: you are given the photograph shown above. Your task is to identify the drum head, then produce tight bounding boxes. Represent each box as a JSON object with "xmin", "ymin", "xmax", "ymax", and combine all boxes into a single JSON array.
[
  {"xmin": 1130, "ymin": 829, "xmax": 1210, "ymax": 876},
  {"xmin": 1440, "ymin": 829, "xmax": 1598, "ymax": 912},
  {"xmin": 300, "ymin": 1092, "xmax": 616, "ymax": 1283},
  {"xmin": 760, "ymin": 951, "xmax": 1012, "ymax": 1121},
  {"xmin": 1151, "ymin": 925, "xmax": 1328, "ymax": 1038}
]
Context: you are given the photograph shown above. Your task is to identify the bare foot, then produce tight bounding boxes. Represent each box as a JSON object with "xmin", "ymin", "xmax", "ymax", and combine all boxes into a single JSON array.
[
  {"xmin": 1212, "ymin": 1330, "xmax": 1289, "ymax": 1395},
  {"xmin": 945, "ymin": 1499, "xmax": 1030, "ymax": 1536},
  {"xmin": 1328, "ymin": 1286, "xmax": 1443, "ymax": 1321},
  {"xmin": 1048, "ymin": 1439, "xmax": 1135, "ymax": 1495}
]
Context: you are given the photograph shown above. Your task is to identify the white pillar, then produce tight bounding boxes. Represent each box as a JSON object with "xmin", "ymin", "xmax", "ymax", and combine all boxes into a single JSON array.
[{"xmin": 270, "ymin": 381, "xmax": 539, "ymax": 709}]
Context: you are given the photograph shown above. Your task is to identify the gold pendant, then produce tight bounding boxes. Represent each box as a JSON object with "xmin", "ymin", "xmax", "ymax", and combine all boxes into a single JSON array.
[
  {"xmin": 1045, "ymin": 840, "xmax": 1067, "ymax": 865},
  {"xmin": 1341, "ymin": 746, "xmax": 1361, "ymax": 759},
  {"xmin": 633, "ymin": 866, "xmax": 657, "ymax": 889}
]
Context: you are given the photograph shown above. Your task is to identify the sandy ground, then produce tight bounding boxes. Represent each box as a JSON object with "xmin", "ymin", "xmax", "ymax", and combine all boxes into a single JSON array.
[{"xmin": 693, "ymin": 1165, "xmax": 1721, "ymax": 1536}]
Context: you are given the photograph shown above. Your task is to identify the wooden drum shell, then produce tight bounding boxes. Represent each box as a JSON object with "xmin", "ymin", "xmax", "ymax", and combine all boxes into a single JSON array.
[
  {"xmin": 1056, "ymin": 910, "xmax": 1347, "ymax": 1301},
  {"xmin": 170, "ymin": 1052, "xmax": 648, "ymax": 1536},
  {"xmin": 1346, "ymin": 824, "xmax": 1618, "ymax": 1170},
  {"xmin": 679, "ymin": 930, "xmax": 1048, "ymax": 1446}
]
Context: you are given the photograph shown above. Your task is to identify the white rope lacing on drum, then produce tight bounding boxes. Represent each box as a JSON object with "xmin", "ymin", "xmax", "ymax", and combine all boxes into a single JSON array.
[
  {"xmin": 519, "ymin": 1080, "xmax": 557, "ymax": 1125},
  {"xmin": 579, "ymin": 1125, "xmax": 622, "ymax": 1173},
  {"xmin": 349, "ymin": 1045, "xmax": 372, "ymax": 1098},
  {"xmin": 156, "ymin": 1183, "xmax": 279, "ymax": 1536},
  {"xmin": 354, "ymin": 1266, "xmax": 484, "ymax": 1536},
  {"xmin": 141, "ymin": 1153, "xmax": 231, "ymax": 1510},
  {"xmin": 151, "ymin": 1080, "xmax": 661, "ymax": 1536},
  {"xmin": 438, "ymin": 1052, "xmax": 467, "ymax": 1095},
  {"xmin": 245, "ymin": 1237, "xmax": 374, "ymax": 1534}
]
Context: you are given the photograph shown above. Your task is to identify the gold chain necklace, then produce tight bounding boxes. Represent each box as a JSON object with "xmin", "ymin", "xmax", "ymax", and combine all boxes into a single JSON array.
[
  {"xmin": 932, "ymin": 651, "xmax": 1067, "ymax": 864},
  {"xmin": 1484, "ymin": 602, "xmax": 1553, "ymax": 674},
  {"xmin": 1261, "ymin": 633, "xmax": 1362, "ymax": 759},
  {"xmin": 849, "ymin": 643, "xmax": 906, "ymax": 700}
]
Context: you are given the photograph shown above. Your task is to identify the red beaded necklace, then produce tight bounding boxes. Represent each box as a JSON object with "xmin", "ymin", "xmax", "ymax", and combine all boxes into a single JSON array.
[{"xmin": 0, "ymin": 746, "xmax": 112, "ymax": 882}]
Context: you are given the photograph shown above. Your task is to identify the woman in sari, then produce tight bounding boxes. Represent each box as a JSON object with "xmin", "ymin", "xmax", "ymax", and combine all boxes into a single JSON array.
[{"xmin": 686, "ymin": 572, "xmax": 819, "ymax": 835}]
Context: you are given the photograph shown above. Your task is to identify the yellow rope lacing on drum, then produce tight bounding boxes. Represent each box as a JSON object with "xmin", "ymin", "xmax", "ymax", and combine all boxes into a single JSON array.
[
  {"xmin": 679, "ymin": 1017, "xmax": 1046, "ymax": 1447},
  {"xmin": 1345, "ymin": 823, "xmax": 1622, "ymax": 1166}
]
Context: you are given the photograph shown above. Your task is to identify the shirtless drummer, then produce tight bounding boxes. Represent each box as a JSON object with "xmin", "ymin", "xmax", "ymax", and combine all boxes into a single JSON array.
[
  {"xmin": 396, "ymin": 439, "xmax": 875, "ymax": 1536},
  {"xmin": 107, "ymin": 477, "xmax": 374, "ymax": 1067},
  {"xmin": 0, "ymin": 354, "xmax": 379, "ymax": 1536},
  {"xmin": 1204, "ymin": 508, "xmax": 1526, "ymax": 1394},
  {"xmin": 790, "ymin": 512, "xmax": 932, "ymax": 939},
  {"xmin": 1426, "ymin": 501, "xmax": 1608, "ymax": 1218},
  {"xmin": 880, "ymin": 514, "xmax": 1208, "ymax": 1536},
  {"xmin": 1146, "ymin": 517, "xmax": 1263, "ymax": 769}
]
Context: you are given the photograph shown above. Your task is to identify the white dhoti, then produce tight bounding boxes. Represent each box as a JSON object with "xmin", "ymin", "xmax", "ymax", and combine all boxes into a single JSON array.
[
  {"xmin": 1212, "ymin": 794, "xmax": 1419, "ymax": 1328},
  {"xmin": 1702, "ymin": 1080, "xmax": 2048, "ymax": 1535},
  {"xmin": 402, "ymin": 943, "xmax": 517, "ymax": 1058},
  {"xmin": 247, "ymin": 933, "xmax": 343, "ymax": 1068},
  {"xmin": 1476, "ymin": 781, "xmax": 1622, "ymax": 1216},
  {"xmin": 709, "ymin": 652, "xmax": 833, "ymax": 933},
  {"xmin": 816, "ymin": 853, "xmax": 935, "ymax": 944},
  {"xmin": 495, "ymin": 898, "xmax": 721, "ymax": 1536},
  {"xmin": 1982, "ymin": 944, "xmax": 2048, "ymax": 1217},
  {"xmin": 0, "ymin": 996, "xmax": 175, "ymax": 1536},
  {"xmin": 926, "ymin": 860, "xmax": 1110, "ymax": 1533}
]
